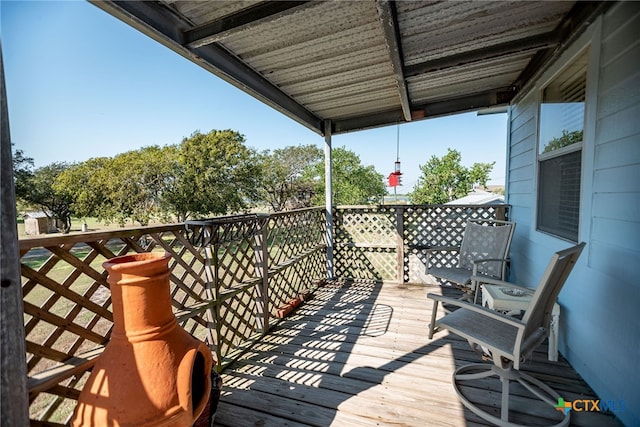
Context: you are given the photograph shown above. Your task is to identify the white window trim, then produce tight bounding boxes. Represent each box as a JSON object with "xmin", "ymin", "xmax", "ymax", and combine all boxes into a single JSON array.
[
  {"xmin": 530, "ymin": 16, "xmax": 602, "ymax": 248},
  {"xmin": 538, "ymin": 139, "xmax": 583, "ymax": 162}
]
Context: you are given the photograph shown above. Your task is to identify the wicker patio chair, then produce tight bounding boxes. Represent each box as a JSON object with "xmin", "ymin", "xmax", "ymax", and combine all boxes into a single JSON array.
[
  {"xmin": 426, "ymin": 219, "xmax": 515, "ymax": 303},
  {"xmin": 427, "ymin": 242, "xmax": 585, "ymax": 427}
]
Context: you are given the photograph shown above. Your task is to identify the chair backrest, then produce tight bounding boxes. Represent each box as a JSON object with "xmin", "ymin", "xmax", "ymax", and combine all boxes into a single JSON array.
[
  {"xmin": 520, "ymin": 242, "xmax": 586, "ymax": 355},
  {"xmin": 457, "ymin": 219, "xmax": 515, "ymax": 278}
]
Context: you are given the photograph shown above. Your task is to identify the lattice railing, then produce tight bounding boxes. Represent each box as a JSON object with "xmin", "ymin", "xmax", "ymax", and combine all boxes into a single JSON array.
[
  {"xmin": 22, "ymin": 208, "xmax": 327, "ymax": 425},
  {"xmin": 20, "ymin": 204, "xmax": 507, "ymax": 424},
  {"xmin": 335, "ymin": 204, "xmax": 509, "ymax": 283}
]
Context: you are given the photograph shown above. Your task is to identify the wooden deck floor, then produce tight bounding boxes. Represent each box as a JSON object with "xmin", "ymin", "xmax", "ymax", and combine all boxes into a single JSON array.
[{"xmin": 212, "ymin": 280, "xmax": 621, "ymax": 427}]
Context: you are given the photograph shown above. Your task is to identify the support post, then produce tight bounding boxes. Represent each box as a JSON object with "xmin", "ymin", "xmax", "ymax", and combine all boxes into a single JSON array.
[
  {"xmin": 253, "ymin": 214, "xmax": 270, "ymax": 334},
  {"xmin": 324, "ymin": 120, "xmax": 333, "ymax": 280},
  {"xmin": 395, "ymin": 207, "xmax": 405, "ymax": 283},
  {"xmin": 200, "ymin": 225, "xmax": 220, "ymax": 367},
  {"xmin": 0, "ymin": 43, "xmax": 30, "ymax": 425}
]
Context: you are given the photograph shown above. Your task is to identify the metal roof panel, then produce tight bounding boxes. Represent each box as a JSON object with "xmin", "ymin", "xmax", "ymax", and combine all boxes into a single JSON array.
[{"xmin": 94, "ymin": 0, "xmax": 606, "ymax": 134}]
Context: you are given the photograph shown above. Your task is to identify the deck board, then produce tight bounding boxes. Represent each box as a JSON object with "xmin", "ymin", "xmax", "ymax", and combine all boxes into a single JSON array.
[{"xmin": 212, "ymin": 280, "xmax": 621, "ymax": 427}]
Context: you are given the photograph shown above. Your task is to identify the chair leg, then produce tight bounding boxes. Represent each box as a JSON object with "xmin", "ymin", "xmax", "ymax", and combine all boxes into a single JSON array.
[
  {"xmin": 428, "ymin": 299, "xmax": 439, "ymax": 339},
  {"xmin": 452, "ymin": 363, "xmax": 570, "ymax": 427},
  {"xmin": 501, "ymin": 374, "xmax": 510, "ymax": 422}
]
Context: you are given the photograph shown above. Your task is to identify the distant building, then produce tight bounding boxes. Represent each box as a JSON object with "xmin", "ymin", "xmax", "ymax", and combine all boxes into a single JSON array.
[
  {"xmin": 446, "ymin": 190, "xmax": 505, "ymax": 205},
  {"xmin": 23, "ymin": 212, "xmax": 61, "ymax": 235}
]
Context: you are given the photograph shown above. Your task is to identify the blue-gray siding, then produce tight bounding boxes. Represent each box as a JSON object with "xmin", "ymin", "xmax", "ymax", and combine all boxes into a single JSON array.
[{"xmin": 506, "ymin": 3, "xmax": 640, "ymax": 426}]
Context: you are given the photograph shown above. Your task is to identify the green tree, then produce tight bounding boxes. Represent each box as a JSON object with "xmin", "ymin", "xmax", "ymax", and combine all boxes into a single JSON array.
[
  {"xmin": 20, "ymin": 162, "xmax": 74, "ymax": 233},
  {"xmin": 410, "ymin": 149, "xmax": 494, "ymax": 204},
  {"xmin": 57, "ymin": 146, "xmax": 178, "ymax": 227},
  {"xmin": 115, "ymin": 146, "xmax": 175, "ymax": 226},
  {"xmin": 163, "ymin": 130, "xmax": 261, "ymax": 220},
  {"xmin": 12, "ymin": 148, "xmax": 34, "ymax": 201},
  {"xmin": 96, "ymin": 146, "xmax": 176, "ymax": 226},
  {"xmin": 542, "ymin": 130, "xmax": 583, "ymax": 153},
  {"xmin": 55, "ymin": 157, "xmax": 112, "ymax": 222},
  {"xmin": 305, "ymin": 146, "xmax": 385, "ymax": 206},
  {"xmin": 257, "ymin": 144, "xmax": 322, "ymax": 211}
]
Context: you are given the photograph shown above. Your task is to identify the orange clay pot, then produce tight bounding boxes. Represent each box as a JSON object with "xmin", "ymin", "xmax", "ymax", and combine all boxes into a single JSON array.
[{"xmin": 72, "ymin": 252, "xmax": 212, "ymax": 427}]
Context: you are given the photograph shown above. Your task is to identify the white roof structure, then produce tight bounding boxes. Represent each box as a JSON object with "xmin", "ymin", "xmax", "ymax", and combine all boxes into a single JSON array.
[{"xmin": 446, "ymin": 190, "xmax": 504, "ymax": 205}]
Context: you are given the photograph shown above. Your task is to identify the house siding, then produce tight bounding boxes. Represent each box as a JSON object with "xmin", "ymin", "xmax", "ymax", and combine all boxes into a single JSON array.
[{"xmin": 506, "ymin": 3, "xmax": 640, "ymax": 426}]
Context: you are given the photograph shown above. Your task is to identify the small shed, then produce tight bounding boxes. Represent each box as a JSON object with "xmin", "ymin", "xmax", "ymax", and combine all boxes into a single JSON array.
[{"xmin": 23, "ymin": 212, "xmax": 58, "ymax": 235}]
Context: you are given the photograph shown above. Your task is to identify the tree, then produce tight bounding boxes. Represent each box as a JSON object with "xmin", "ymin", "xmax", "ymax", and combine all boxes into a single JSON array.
[
  {"xmin": 410, "ymin": 148, "xmax": 494, "ymax": 204},
  {"xmin": 55, "ymin": 157, "xmax": 112, "ymax": 222},
  {"xmin": 57, "ymin": 147, "xmax": 178, "ymax": 227},
  {"xmin": 20, "ymin": 162, "xmax": 74, "ymax": 233},
  {"xmin": 542, "ymin": 130, "xmax": 583, "ymax": 153},
  {"xmin": 305, "ymin": 146, "xmax": 386, "ymax": 206},
  {"xmin": 257, "ymin": 144, "xmax": 322, "ymax": 211},
  {"xmin": 163, "ymin": 130, "xmax": 261, "ymax": 220},
  {"xmin": 106, "ymin": 146, "xmax": 176, "ymax": 226},
  {"xmin": 12, "ymin": 148, "xmax": 34, "ymax": 202}
]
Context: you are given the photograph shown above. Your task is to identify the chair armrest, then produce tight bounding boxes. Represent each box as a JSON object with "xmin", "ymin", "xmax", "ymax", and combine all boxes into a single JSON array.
[
  {"xmin": 469, "ymin": 258, "xmax": 512, "ymax": 302},
  {"xmin": 427, "ymin": 293, "xmax": 526, "ymax": 329},
  {"xmin": 469, "ymin": 275, "xmax": 535, "ymax": 293}
]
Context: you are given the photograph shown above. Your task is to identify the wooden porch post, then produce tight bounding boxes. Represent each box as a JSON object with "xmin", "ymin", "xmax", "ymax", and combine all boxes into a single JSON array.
[
  {"xmin": 0, "ymin": 43, "xmax": 30, "ymax": 425},
  {"xmin": 395, "ymin": 206, "xmax": 405, "ymax": 283},
  {"xmin": 253, "ymin": 214, "xmax": 270, "ymax": 334},
  {"xmin": 324, "ymin": 120, "xmax": 333, "ymax": 280}
]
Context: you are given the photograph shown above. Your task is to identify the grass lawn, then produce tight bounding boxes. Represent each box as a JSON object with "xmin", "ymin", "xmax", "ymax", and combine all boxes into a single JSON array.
[{"xmin": 17, "ymin": 216, "xmax": 167, "ymax": 239}]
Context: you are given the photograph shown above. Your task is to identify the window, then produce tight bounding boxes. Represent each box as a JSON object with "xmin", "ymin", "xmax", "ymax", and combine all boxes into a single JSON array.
[{"xmin": 537, "ymin": 50, "xmax": 588, "ymax": 242}]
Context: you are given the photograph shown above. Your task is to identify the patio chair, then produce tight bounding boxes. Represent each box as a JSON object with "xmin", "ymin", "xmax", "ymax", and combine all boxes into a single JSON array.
[
  {"xmin": 425, "ymin": 219, "xmax": 515, "ymax": 303},
  {"xmin": 427, "ymin": 242, "xmax": 585, "ymax": 427}
]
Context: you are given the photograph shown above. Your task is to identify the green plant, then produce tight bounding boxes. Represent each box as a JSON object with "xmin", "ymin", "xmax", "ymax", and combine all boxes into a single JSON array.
[{"xmin": 542, "ymin": 130, "xmax": 583, "ymax": 153}]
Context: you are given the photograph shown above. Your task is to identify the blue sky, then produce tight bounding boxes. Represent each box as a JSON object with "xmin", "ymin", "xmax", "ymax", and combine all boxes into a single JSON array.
[{"xmin": 2, "ymin": 0, "xmax": 508, "ymax": 190}]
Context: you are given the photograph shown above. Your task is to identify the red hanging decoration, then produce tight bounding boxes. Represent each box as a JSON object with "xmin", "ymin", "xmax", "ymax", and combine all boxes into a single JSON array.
[
  {"xmin": 388, "ymin": 127, "xmax": 402, "ymax": 187},
  {"xmin": 388, "ymin": 172, "xmax": 400, "ymax": 187}
]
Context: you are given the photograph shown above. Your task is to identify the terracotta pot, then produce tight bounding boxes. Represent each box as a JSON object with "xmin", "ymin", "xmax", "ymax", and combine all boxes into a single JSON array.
[{"xmin": 72, "ymin": 252, "xmax": 213, "ymax": 427}]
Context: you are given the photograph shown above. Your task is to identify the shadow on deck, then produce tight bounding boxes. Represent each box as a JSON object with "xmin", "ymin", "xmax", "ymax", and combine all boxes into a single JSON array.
[{"xmin": 213, "ymin": 279, "xmax": 621, "ymax": 427}]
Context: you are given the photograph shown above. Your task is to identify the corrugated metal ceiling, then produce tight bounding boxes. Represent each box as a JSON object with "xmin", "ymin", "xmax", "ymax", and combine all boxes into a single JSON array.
[{"xmin": 91, "ymin": 0, "xmax": 607, "ymax": 135}]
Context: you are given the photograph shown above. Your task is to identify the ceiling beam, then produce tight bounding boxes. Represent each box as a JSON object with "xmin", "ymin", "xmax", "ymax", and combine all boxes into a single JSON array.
[
  {"xmin": 184, "ymin": 1, "xmax": 312, "ymax": 49},
  {"xmin": 333, "ymin": 87, "xmax": 514, "ymax": 134},
  {"xmin": 405, "ymin": 32, "xmax": 562, "ymax": 77},
  {"xmin": 375, "ymin": 0, "xmax": 412, "ymax": 122},
  {"xmin": 90, "ymin": 1, "xmax": 323, "ymax": 135},
  {"xmin": 415, "ymin": 88, "xmax": 515, "ymax": 118},
  {"xmin": 332, "ymin": 109, "xmax": 406, "ymax": 134}
]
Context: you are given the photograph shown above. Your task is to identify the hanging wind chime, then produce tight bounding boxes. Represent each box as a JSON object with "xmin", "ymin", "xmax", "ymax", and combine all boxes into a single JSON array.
[{"xmin": 388, "ymin": 124, "xmax": 403, "ymax": 196}]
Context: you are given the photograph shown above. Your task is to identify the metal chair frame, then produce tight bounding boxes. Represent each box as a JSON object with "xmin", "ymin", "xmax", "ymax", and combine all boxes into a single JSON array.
[{"xmin": 427, "ymin": 242, "xmax": 586, "ymax": 427}]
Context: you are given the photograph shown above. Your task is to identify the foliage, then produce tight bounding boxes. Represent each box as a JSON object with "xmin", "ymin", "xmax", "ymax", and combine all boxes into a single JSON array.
[
  {"xmin": 115, "ymin": 146, "xmax": 175, "ymax": 226},
  {"xmin": 55, "ymin": 157, "xmax": 112, "ymax": 222},
  {"xmin": 410, "ymin": 148, "xmax": 494, "ymax": 204},
  {"xmin": 13, "ymin": 131, "xmax": 387, "ymax": 225},
  {"xmin": 163, "ymin": 130, "xmax": 262, "ymax": 220},
  {"xmin": 257, "ymin": 144, "xmax": 322, "ymax": 211},
  {"xmin": 542, "ymin": 130, "xmax": 583, "ymax": 153},
  {"xmin": 106, "ymin": 146, "xmax": 176, "ymax": 226},
  {"xmin": 56, "ymin": 147, "xmax": 176, "ymax": 227},
  {"xmin": 53, "ymin": 130, "xmax": 262, "ymax": 225},
  {"xmin": 21, "ymin": 162, "xmax": 74, "ymax": 233},
  {"xmin": 12, "ymin": 148, "xmax": 34, "ymax": 201},
  {"xmin": 305, "ymin": 146, "xmax": 386, "ymax": 206}
]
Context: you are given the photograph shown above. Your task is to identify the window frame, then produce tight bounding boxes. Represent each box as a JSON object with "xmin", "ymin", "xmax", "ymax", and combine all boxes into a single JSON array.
[{"xmin": 535, "ymin": 48, "xmax": 589, "ymax": 243}]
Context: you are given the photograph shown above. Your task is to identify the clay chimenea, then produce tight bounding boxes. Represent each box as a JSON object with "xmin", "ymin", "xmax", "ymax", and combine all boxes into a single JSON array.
[{"xmin": 72, "ymin": 252, "xmax": 213, "ymax": 427}]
